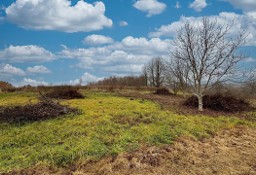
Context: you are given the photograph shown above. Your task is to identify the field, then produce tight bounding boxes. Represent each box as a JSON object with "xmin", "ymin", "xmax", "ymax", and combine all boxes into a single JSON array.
[{"xmin": 0, "ymin": 89, "xmax": 256, "ymax": 175}]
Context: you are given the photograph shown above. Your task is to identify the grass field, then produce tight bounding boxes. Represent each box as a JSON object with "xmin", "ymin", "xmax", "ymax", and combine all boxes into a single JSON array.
[{"xmin": 0, "ymin": 90, "xmax": 255, "ymax": 173}]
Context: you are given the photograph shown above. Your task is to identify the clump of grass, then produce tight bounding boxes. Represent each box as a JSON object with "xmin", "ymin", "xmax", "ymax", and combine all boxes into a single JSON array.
[{"xmin": 0, "ymin": 91, "xmax": 255, "ymax": 173}]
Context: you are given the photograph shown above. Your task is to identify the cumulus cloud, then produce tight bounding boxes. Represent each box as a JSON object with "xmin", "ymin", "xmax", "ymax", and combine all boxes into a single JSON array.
[
  {"xmin": 149, "ymin": 12, "xmax": 256, "ymax": 46},
  {"xmin": 22, "ymin": 78, "xmax": 48, "ymax": 86},
  {"xmin": 0, "ymin": 45, "xmax": 55, "ymax": 63},
  {"xmin": 133, "ymin": 0, "xmax": 166, "ymax": 17},
  {"xmin": 119, "ymin": 21, "xmax": 128, "ymax": 27},
  {"xmin": 5, "ymin": 0, "xmax": 112, "ymax": 33},
  {"xmin": 189, "ymin": 0, "xmax": 207, "ymax": 12},
  {"xmin": 0, "ymin": 64, "xmax": 25, "ymax": 76},
  {"xmin": 244, "ymin": 57, "xmax": 256, "ymax": 63},
  {"xmin": 223, "ymin": 0, "xmax": 256, "ymax": 13},
  {"xmin": 82, "ymin": 35, "xmax": 114, "ymax": 46},
  {"xmin": 59, "ymin": 36, "xmax": 171, "ymax": 74},
  {"xmin": 27, "ymin": 65, "xmax": 51, "ymax": 74},
  {"xmin": 70, "ymin": 72, "xmax": 103, "ymax": 85},
  {"xmin": 149, "ymin": 15, "xmax": 191, "ymax": 38}
]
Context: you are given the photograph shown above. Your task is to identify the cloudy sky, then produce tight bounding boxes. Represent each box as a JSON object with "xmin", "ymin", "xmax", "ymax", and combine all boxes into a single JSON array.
[{"xmin": 0, "ymin": 0, "xmax": 256, "ymax": 86}]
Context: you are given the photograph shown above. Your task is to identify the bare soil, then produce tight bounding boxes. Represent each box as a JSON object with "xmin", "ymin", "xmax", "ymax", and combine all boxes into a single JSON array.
[{"xmin": 5, "ymin": 126, "xmax": 256, "ymax": 175}]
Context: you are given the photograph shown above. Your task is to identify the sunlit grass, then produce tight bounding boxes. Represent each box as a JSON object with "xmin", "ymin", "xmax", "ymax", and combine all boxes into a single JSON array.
[{"xmin": 0, "ymin": 91, "xmax": 255, "ymax": 173}]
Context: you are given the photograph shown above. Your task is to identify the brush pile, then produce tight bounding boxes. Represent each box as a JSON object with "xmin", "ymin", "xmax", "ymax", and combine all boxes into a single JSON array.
[
  {"xmin": 154, "ymin": 88, "xmax": 172, "ymax": 95},
  {"xmin": 184, "ymin": 94, "xmax": 251, "ymax": 112},
  {"xmin": 0, "ymin": 94, "xmax": 78, "ymax": 123},
  {"xmin": 45, "ymin": 88, "xmax": 84, "ymax": 99}
]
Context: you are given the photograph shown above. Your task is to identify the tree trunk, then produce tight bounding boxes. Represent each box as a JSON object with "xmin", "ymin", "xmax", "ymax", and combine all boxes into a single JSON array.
[{"xmin": 197, "ymin": 95, "xmax": 203, "ymax": 112}]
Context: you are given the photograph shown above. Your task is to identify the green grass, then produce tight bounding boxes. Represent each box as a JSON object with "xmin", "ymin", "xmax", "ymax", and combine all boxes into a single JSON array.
[{"xmin": 0, "ymin": 91, "xmax": 255, "ymax": 173}]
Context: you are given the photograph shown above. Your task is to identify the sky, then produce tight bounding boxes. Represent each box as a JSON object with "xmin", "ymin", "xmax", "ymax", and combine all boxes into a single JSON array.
[{"xmin": 0, "ymin": 0, "xmax": 256, "ymax": 86}]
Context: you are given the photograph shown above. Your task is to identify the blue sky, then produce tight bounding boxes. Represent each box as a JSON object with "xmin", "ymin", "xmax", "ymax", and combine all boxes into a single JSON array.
[{"xmin": 0, "ymin": 0, "xmax": 255, "ymax": 86}]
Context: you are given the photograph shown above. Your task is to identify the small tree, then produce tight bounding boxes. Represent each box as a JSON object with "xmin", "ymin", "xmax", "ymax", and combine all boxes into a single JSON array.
[
  {"xmin": 142, "ymin": 65, "xmax": 148, "ymax": 86},
  {"xmin": 165, "ymin": 58, "xmax": 190, "ymax": 95},
  {"xmin": 145, "ymin": 57, "xmax": 166, "ymax": 87},
  {"xmin": 244, "ymin": 67, "xmax": 256, "ymax": 97},
  {"xmin": 171, "ymin": 17, "xmax": 247, "ymax": 111}
]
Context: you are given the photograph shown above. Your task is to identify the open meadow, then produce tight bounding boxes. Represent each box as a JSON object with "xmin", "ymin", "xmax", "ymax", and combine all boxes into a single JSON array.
[{"xmin": 0, "ymin": 89, "xmax": 256, "ymax": 175}]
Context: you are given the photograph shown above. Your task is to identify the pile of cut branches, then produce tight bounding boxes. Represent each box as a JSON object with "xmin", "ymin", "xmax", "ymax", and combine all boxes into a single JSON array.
[
  {"xmin": 0, "ymin": 93, "xmax": 79, "ymax": 123},
  {"xmin": 45, "ymin": 88, "xmax": 84, "ymax": 99},
  {"xmin": 184, "ymin": 94, "xmax": 252, "ymax": 112}
]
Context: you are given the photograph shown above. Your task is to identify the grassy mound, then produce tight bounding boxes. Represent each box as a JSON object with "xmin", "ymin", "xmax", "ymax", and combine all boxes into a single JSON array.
[{"xmin": 184, "ymin": 94, "xmax": 251, "ymax": 112}]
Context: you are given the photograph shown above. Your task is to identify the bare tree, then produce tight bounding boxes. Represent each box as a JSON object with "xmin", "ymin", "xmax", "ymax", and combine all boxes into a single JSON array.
[
  {"xmin": 170, "ymin": 17, "xmax": 247, "ymax": 111},
  {"xmin": 243, "ymin": 67, "xmax": 256, "ymax": 96},
  {"xmin": 145, "ymin": 57, "xmax": 165, "ymax": 87},
  {"xmin": 142, "ymin": 65, "xmax": 148, "ymax": 86},
  {"xmin": 165, "ymin": 58, "xmax": 190, "ymax": 95}
]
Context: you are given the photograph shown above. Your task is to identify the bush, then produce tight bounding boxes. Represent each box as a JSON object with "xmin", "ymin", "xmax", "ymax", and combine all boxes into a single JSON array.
[
  {"xmin": 184, "ymin": 94, "xmax": 251, "ymax": 112},
  {"xmin": 154, "ymin": 88, "xmax": 172, "ymax": 95}
]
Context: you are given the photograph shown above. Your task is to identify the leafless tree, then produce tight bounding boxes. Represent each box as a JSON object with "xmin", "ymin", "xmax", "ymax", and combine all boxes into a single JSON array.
[
  {"xmin": 165, "ymin": 58, "xmax": 190, "ymax": 95},
  {"xmin": 145, "ymin": 57, "xmax": 166, "ymax": 87},
  {"xmin": 170, "ymin": 17, "xmax": 247, "ymax": 111},
  {"xmin": 142, "ymin": 65, "xmax": 148, "ymax": 86},
  {"xmin": 243, "ymin": 67, "xmax": 256, "ymax": 96}
]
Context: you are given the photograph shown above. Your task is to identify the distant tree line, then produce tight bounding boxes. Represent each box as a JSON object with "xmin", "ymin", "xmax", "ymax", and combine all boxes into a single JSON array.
[{"xmin": 89, "ymin": 75, "xmax": 147, "ymax": 87}]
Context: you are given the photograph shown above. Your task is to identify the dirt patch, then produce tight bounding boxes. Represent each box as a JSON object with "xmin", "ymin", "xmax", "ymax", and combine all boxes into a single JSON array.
[
  {"xmin": 119, "ymin": 91, "xmax": 182, "ymax": 110},
  {"xmin": 45, "ymin": 89, "xmax": 84, "ymax": 100},
  {"xmin": 118, "ymin": 92, "xmax": 256, "ymax": 119},
  {"xmin": 5, "ymin": 127, "xmax": 256, "ymax": 175},
  {"xmin": 0, "ymin": 98, "xmax": 78, "ymax": 123},
  {"xmin": 154, "ymin": 88, "xmax": 172, "ymax": 95},
  {"xmin": 184, "ymin": 94, "xmax": 252, "ymax": 112}
]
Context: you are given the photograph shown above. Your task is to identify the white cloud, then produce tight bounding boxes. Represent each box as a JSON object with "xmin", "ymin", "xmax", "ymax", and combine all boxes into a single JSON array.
[
  {"xmin": 149, "ymin": 12, "xmax": 256, "ymax": 46},
  {"xmin": 133, "ymin": 0, "xmax": 166, "ymax": 17},
  {"xmin": 119, "ymin": 21, "xmax": 128, "ymax": 27},
  {"xmin": 82, "ymin": 35, "xmax": 114, "ymax": 46},
  {"xmin": 22, "ymin": 78, "xmax": 48, "ymax": 86},
  {"xmin": 223, "ymin": 0, "xmax": 256, "ymax": 13},
  {"xmin": 149, "ymin": 16, "xmax": 191, "ymax": 38},
  {"xmin": 175, "ymin": 1, "xmax": 181, "ymax": 9},
  {"xmin": 189, "ymin": 0, "xmax": 207, "ymax": 12},
  {"xmin": 27, "ymin": 65, "xmax": 51, "ymax": 74},
  {"xmin": 59, "ymin": 36, "xmax": 171, "ymax": 74},
  {"xmin": 0, "ymin": 45, "xmax": 55, "ymax": 63},
  {"xmin": 5, "ymin": 0, "xmax": 112, "ymax": 33},
  {"xmin": 244, "ymin": 57, "xmax": 256, "ymax": 63},
  {"xmin": 70, "ymin": 72, "xmax": 103, "ymax": 85},
  {"xmin": 0, "ymin": 64, "xmax": 25, "ymax": 76}
]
